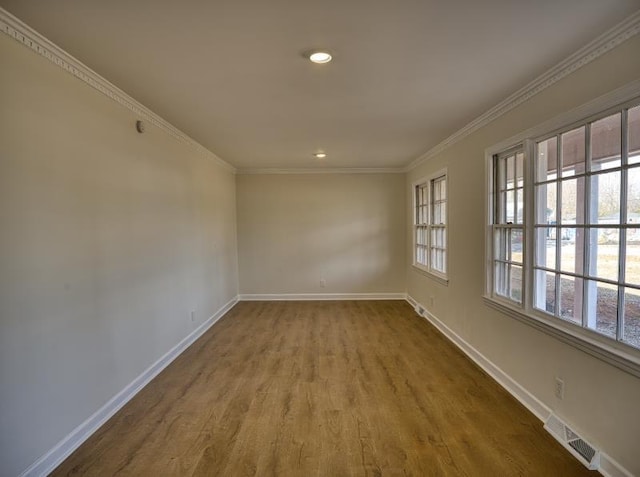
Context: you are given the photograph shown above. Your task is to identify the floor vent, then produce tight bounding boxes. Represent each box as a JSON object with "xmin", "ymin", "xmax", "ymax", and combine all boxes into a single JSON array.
[
  {"xmin": 415, "ymin": 305, "xmax": 425, "ymax": 316},
  {"xmin": 544, "ymin": 414, "xmax": 600, "ymax": 470}
]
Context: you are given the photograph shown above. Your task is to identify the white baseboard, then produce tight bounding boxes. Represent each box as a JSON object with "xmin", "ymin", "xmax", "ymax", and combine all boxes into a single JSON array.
[
  {"xmin": 238, "ymin": 292, "xmax": 407, "ymax": 301},
  {"xmin": 405, "ymin": 295, "xmax": 550, "ymax": 421},
  {"xmin": 20, "ymin": 294, "xmax": 632, "ymax": 477},
  {"xmin": 405, "ymin": 295, "xmax": 633, "ymax": 477},
  {"xmin": 599, "ymin": 452, "xmax": 635, "ymax": 477},
  {"xmin": 20, "ymin": 296, "xmax": 238, "ymax": 477}
]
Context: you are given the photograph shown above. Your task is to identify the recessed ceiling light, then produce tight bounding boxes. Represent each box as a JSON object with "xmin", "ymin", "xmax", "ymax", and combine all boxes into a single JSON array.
[
  {"xmin": 314, "ymin": 152, "xmax": 327, "ymax": 159},
  {"xmin": 309, "ymin": 51, "xmax": 332, "ymax": 64}
]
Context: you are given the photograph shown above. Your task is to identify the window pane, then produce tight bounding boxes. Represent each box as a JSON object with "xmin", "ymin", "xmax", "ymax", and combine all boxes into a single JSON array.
[
  {"xmin": 591, "ymin": 113, "xmax": 621, "ymax": 171},
  {"xmin": 536, "ymin": 137, "xmax": 558, "ymax": 182},
  {"xmin": 516, "ymin": 153, "xmax": 524, "ymax": 187},
  {"xmin": 495, "ymin": 262, "xmax": 508, "ymax": 297},
  {"xmin": 432, "ymin": 228, "xmax": 444, "ymax": 249},
  {"xmin": 515, "ymin": 189, "xmax": 524, "ymax": 224},
  {"xmin": 434, "ymin": 179, "xmax": 442, "ymax": 201},
  {"xmin": 628, "ymin": 166, "xmax": 640, "ymax": 224},
  {"xmin": 626, "ymin": 229, "xmax": 640, "ymax": 286},
  {"xmin": 585, "ymin": 280, "xmax": 617, "ymax": 339},
  {"xmin": 535, "ymin": 270, "xmax": 556, "ymax": 314},
  {"xmin": 510, "ymin": 229, "xmax": 523, "ymax": 264},
  {"xmin": 510, "ymin": 265, "xmax": 523, "ymax": 303},
  {"xmin": 560, "ymin": 177, "xmax": 585, "ymax": 224},
  {"xmin": 536, "ymin": 227, "xmax": 556, "ymax": 269},
  {"xmin": 623, "ymin": 287, "xmax": 640, "ymax": 349},
  {"xmin": 559, "ymin": 275, "xmax": 583, "ymax": 324},
  {"xmin": 440, "ymin": 178, "xmax": 447, "ymax": 199},
  {"xmin": 505, "ymin": 190, "xmax": 515, "ymax": 223},
  {"xmin": 587, "ymin": 228, "xmax": 619, "ymax": 281},
  {"xmin": 495, "ymin": 229, "xmax": 507, "ymax": 261},
  {"xmin": 560, "ymin": 228, "xmax": 582, "ymax": 274},
  {"xmin": 629, "ymin": 106, "xmax": 640, "ymax": 165},
  {"xmin": 439, "ymin": 203, "xmax": 446, "ymax": 225},
  {"xmin": 589, "ymin": 170, "xmax": 620, "ymax": 223},
  {"xmin": 506, "ymin": 155, "xmax": 515, "ymax": 189},
  {"xmin": 439, "ymin": 251, "xmax": 447, "ymax": 273},
  {"xmin": 535, "ymin": 183, "xmax": 556, "ymax": 224},
  {"xmin": 561, "ymin": 126, "xmax": 586, "ymax": 177},
  {"xmin": 433, "ymin": 203, "xmax": 441, "ymax": 224},
  {"xmin": 435, "ymin": 249, "xmax": 441, "ymax": 271},
  {"xmin": 498, "ymin": 156, "xmax": 507, "ymax": 190}
]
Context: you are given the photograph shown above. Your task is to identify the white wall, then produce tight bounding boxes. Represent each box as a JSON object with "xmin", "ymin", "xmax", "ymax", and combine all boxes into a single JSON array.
[
  {"xmin": 237, "ymin": 173, "xmax": 406, "ymax": 296},
  {"xmin": 0, "ymin": 33, "xmax": 238, "ymax": 476},
  {"xmin": 406, "ymin": 35, "xmax": 640, "ymax": 475}
]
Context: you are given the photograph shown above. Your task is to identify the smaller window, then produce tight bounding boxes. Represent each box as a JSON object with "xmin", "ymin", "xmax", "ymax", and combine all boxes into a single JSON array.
[
  {"xmin": 491, "ymin": 148, "xmax": 524, "ymax": 304},
  {"xmin": 413, "ymin": 171, "xmax": 448, "ymax": 279}
]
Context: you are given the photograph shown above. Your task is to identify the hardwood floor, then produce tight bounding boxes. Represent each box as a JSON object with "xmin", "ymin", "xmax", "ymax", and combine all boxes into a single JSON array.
[{"xmin": 52, "ymin": 301, "xmax": 592, "ymax": 476}]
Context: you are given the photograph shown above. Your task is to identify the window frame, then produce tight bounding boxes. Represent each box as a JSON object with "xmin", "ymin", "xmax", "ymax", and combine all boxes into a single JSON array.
[
  {"xmin": 484, "ymin": 85, "xmax": 640, "ymax": 378},
  {"xmin": 489, "ymin": 146, "xmax": 526, "ymax": 306},
  {"xmin": 412, "ymin": 169, "xmax": 449, "ymax": 283}
]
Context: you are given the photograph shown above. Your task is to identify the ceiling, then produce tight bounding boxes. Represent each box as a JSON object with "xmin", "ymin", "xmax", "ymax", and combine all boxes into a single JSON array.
[{"xmin": 2, "ymin": 1, "xmax": 639, "ymax": 170}]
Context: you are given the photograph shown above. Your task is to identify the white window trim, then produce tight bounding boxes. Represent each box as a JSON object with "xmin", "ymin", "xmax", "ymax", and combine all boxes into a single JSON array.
[
  {"xmin": 412, "ymin": 168, "xmax": 449, "ymax": 284},
  {"xmin": 484, "ymin": 80, "xmax": 640, "ymax": 378}
]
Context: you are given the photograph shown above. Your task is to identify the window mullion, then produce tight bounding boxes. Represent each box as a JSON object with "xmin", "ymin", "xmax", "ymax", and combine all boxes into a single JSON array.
[
  {"xmin": 554, "ymin": 135, "xmax": 562, "ymax": 317},
  {"xmin": 524, "ymin": 140, "xmax": 535, "ymax": 313},
  {"xmin": 427, "ymin": 181, "xmax": 432, "ymax": 270},
  {"xmin": 582, "ymin": 123, "xmax": 592, "ymax": 328},
  {"xmin": 618, "ymin": 108, "xmax": 629, "ymax": 341}
]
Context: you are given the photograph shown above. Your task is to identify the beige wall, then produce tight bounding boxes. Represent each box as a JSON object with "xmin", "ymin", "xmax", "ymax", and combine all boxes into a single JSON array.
[
  {"xmin": 406, "ymin": 36, "xmax": 640, "ymax": 475},
  {"xmin": 3, "ymin": 10, "xmax": 640, "ymax": 477},
  {"xmin": 237, "ymin": 173, "xmax": 406, "ymax": 295},
  {"xmin": 0, "ymin": 34, "xmax": 238, "ymax": 476}
]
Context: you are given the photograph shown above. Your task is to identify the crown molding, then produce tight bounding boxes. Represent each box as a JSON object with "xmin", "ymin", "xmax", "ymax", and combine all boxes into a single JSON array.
[
  {"xmin": 4, "ymin": 5, "xmax": 639, "ymax": 177},
  {"xmin": 405, "ymin": 9, "xmax": 640, "ymax": 172},
  {"xmin": 0, "ymin": 7, "xmax": 236, "ymax": 174},
  {"xmin": 237, "ymin": 167, "xmax": 405, "ymax": 175}
]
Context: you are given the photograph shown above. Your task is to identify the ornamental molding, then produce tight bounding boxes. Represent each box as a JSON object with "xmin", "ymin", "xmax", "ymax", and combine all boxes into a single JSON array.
[
  {"xmin": 236, "ymin": 167, "xmax": 405, "ymax": 175},
  {"xmin": 3, "ymin": 6, "xmax": 639, "ymax": 176},
  {"xmin": 0, "ymin": 8, "xmax": 235, "ymax": 174},
  {"xmin": 406, "ymin": 10, "xmax": 640, "ymax": 172}
]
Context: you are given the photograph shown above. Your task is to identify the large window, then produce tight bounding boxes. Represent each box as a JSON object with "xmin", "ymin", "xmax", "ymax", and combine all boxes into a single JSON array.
[
  {"xmin": 414, "ymin": 171, "xmax": 447, "ymax": 279},
  {"xmin": 488, "ymin": 101, "xmax": 640, "ymax": 357},
  {"xmin": 533, "ymin": 108, "xmax": 640, "ymax": 347}
]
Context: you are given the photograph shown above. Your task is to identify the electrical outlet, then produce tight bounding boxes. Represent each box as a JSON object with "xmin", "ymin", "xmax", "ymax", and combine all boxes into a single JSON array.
[
  {"xmin": 190, "ymin": 310, "xmax": 196, "ymax": 322},
  {"xmin": 555, "ymin": 377, "xmax": 565, "ymax": 400},
  {"xmin": 320, "ymin": 278, "xmax": 326, "ymax": 288},
  {"xmin": 429, "ymin": 296, "xmax": 435, "ymax": 307}
]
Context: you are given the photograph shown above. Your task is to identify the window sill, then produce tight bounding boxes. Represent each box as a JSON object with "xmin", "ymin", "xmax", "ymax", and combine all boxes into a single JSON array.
[
  {"xmin": 412, "ymin": 265, "xmax": 449, "ymax": 286},
  {"xmin": 483, "ymin": 295, "xmax": 640, "ymax": 378}
]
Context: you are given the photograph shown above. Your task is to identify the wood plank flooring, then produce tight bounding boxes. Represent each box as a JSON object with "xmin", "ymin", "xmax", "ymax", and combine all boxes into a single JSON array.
[{"xmin": 52, "ymin": 301, "xmax": 592, "ymax": 476}]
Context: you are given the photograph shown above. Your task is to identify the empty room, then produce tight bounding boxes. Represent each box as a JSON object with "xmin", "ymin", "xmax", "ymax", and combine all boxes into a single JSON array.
[{"xmin": 1, "ymin": 1, "xmax": 640, "ymax": 476}]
